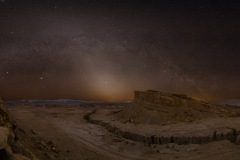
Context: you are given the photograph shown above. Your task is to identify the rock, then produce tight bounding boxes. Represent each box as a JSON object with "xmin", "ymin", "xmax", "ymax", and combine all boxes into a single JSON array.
[
  {"xmin": 8, "ymin": 129, "xmax": 15, "ymax": 146},
  {"xmin": 0, "ymin": 126, "xmax": 9, "ymax": 149},
  {"xmin": 86, "ymin": 90, "xmax": 240, "ymax": 146},
  {"xmin": 235, "ymin": 135, "xmax": 240, "ymax": 145},
  {"xmin": 0, "ymin": 99, "xmax": 11, "ymax": 126},
  {"xmin": 31, "ymin": 129, "xmax": 36, "ymax": 134},
  {"xmin": 114, "ymin": 90, "xmax": 239, "ymax": 125},
  {"xmin": 0, "ymin": 128, "xmax": 27, "ymax": 160},
  {"xmin": 0, "ymin": 97, "xmax": 39, "ymax": 160},
  {"xmin": 11, "ymin": 154, "xmax": 31, "ymax": 160},
  {"xmin": 112, "ymin": 139, "xmax": 122, "ymax": 143},
  {"xmin": 134, "ymin": 90, "xmax": 190, "ymax": 106}
]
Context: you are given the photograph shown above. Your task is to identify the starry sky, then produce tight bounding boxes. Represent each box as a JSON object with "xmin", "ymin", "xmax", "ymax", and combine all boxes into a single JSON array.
[{"xmin": 0, "ymin": 0, "xmax": 240, "ymax": 102}]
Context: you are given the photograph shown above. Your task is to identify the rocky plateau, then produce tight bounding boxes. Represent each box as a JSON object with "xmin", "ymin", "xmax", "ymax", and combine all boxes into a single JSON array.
[{"xmin": 86, "ymin": 90, "xmax": 240, "ymax": 145}]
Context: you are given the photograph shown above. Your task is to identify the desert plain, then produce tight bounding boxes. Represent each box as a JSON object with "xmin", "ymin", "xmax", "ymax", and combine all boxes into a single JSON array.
[{"xmin": 1, "ymin": 90, "xmax": 240, "ymax": 160}]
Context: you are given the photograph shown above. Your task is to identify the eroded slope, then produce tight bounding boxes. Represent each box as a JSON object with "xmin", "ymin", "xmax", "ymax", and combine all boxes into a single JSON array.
[{"xmin": 114, "ymin": 90, "xmax": 240, "ymax": 124}]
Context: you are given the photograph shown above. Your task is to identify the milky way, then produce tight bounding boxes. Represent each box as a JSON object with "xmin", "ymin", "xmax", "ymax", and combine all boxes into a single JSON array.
[{"xmin": 0, "ymin": 0, "xmax": 240, "ymax": 102}]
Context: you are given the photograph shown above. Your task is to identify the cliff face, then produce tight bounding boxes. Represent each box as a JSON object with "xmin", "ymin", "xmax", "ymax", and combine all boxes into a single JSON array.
[
  {"xmin": 114, "ymin": 90, "xmax": 240, "ymax": 124},
  {"xmin": 86, "ymin": 91, "xmax": 240, "ymax": 145},
  {"xmin": 0, "ymin": 97, "xmax": 14, "ymax": 148},
  {"xmin": 0, "ymin": 98, "xmax": 11, "ymax": 127},
  {"xmin": 0, "ymin": 97, "xmax": 34, "ymax": 160},
  {"xmin": 134, "ymin": 90, "xmax": 192, "ymax": 106}
]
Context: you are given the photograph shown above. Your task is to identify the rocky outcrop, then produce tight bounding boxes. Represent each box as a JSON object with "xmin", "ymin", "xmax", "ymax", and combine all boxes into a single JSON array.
[
  {"xmin": 0, "ymin": 97, "xmax": 34, "ymax": 160},
  {"xmin": 134, "ymin": 90, "xmax": 193, "ymax": 106},
  {"xmin": 84, "ymin": 90, "xmax": 240, "ymax": 145},
  {"xmin": 236, "ymin": 135, "xmax": 240, "ymax": 145},
  {"xmin": 114, "ymin": 90, "xmax": 239, "ymax": 124}
]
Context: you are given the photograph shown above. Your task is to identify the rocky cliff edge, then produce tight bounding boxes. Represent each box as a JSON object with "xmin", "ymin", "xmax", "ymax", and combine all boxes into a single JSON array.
[
  {"xmin": 0, "ymin": 97, "xmax": 38, "ymax": 160},
  {"xmin": 114, "ymin": 90, "xmax": 240, "ymax": 124}
]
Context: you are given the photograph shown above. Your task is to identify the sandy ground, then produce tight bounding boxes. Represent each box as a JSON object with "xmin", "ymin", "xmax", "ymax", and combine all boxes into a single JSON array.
[{"xmin": 7, "ymin": 104, "xmax": 240, "ymax": 160}]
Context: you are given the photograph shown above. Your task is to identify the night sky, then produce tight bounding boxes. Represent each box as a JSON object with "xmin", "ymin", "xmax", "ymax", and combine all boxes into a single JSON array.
[{"xmin": 0, "ymin": 0, "xmax": 240, "ymax": 102}]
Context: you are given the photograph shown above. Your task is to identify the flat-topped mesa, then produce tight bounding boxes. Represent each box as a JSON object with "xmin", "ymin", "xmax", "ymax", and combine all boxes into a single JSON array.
[
  {"xmin": 114, "ymin": 90, "xmax": 240, "ymax": 125},
  {"xmin": 134, "ymin": 90, "xmax": 193, "ymax": 106},
  {"xmin": 87, "ymin": 91, "xmax": 240, "ymax": 145}
]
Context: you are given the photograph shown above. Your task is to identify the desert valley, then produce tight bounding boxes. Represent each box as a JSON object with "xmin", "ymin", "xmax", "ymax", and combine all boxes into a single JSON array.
[
  {"xmin": 1, "ymin": 90, "xmax": 240, "ymax": 160},
  {"xmin": 1, "ymin": 0, "xmax": 240, "ymax": 159}
]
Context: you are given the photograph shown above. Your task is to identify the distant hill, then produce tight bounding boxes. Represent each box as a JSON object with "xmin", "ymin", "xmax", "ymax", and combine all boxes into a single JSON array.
[
  {"xmin": 5, "ymin": 99, "xmax": 131, "ymax": 106},
  {"xmin": 221, "ymin": 100, "xmax": 240, "ymax": 106}
]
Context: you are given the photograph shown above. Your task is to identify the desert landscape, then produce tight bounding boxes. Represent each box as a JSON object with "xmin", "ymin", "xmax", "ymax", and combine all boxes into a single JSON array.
[
  {"xmin": 1, "ymin": 0, "xmax": 240, "ymax": 160},
  {"xmin": 1, "ymin": 90, "xmax": 240, "ymax": 160}
]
